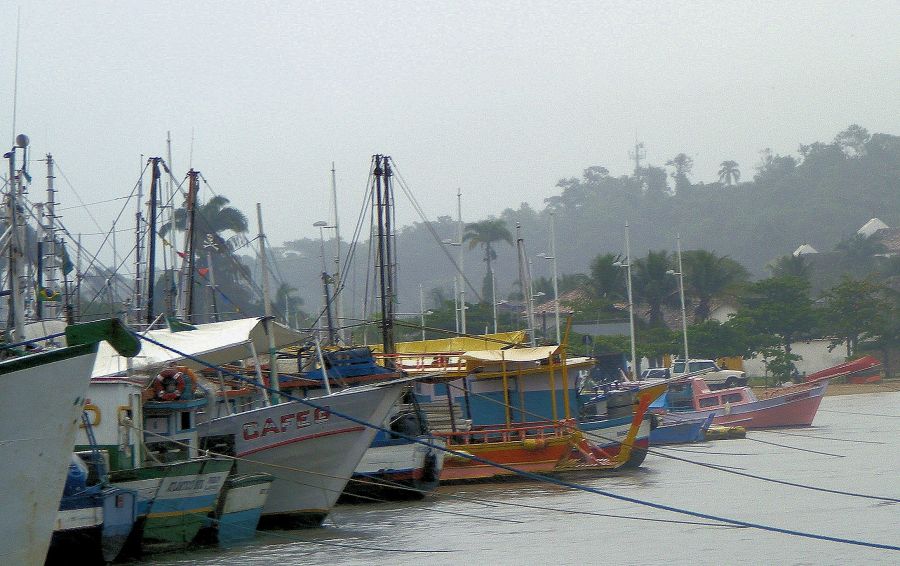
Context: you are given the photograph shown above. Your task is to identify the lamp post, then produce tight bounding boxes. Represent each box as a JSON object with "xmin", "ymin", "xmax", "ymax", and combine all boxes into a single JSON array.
[
  {"xmin": 667, "ymin": 234, "xmax": 690, "ymax": 364},
  {"xmin": 443, "ymin": 237, "xmax": 465, "ymax": 335},
  {"xmin": 613, "ymin": 222, "xmax": 637, "ymax": 379},
  {"xmin": 536, "ymin": 212, "xmax": 561, "ymax": 344}
]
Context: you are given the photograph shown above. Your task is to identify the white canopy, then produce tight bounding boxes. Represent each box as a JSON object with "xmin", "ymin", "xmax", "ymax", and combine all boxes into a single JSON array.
[
  {"xmin": 461, "ymin": 345, "xmax": 560, "ymax": 364},
  {"xmin": 91, "ymin": 317, "xmax": 303, "ymax": 378}
]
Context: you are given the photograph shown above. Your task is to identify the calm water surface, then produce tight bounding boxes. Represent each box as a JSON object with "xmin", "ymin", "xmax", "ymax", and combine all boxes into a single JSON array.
[{"xmin": 134, "ymin": 392, "xmax": 899, "ymax": 565}]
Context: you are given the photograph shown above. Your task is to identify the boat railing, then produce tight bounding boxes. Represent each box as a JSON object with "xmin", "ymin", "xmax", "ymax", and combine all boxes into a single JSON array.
[
  {"xmin": 432, "ymin": 418, "xmax": 579, "ymax": 445},
  {"xmin": 374, "ymin": 351, "xmax": 468, "ymax": 375}
]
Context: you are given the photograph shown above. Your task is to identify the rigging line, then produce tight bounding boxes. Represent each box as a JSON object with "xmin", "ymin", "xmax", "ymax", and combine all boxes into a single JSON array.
[
  {"xmin": 391, "ymin": 163, "xmax": 484, "ymax": 303},
  {"xmin": 392, "ymin": 318, "xmax": 528, "ymax": 346},
  {"xmin": 55, "ymin": 196, "xmax": 131, "ymax": 211},
  {"xmin": 129, "ymin": 420, "xmax": 515, "ymax": 524},
  {"xmin": 754, "ymin": 430, "xmax": 885, "ymax": 445},
  {"xmin": 819, "ymin": 409, "xmax": 900, "ymax": 418},
  {"xmin": 439, "ymin": 380, "xmax": 896, "ymax": 502},
  {"xmin": 744, "ymin": 437, "xmax": 845, "ymax": 457},
  {"xmin": 128, "ymin": 333, "xmax": 900, "ymax": 552},
  {"xmin": 54, "ymin": 161, "xmax": 146, "ymax": 279}
]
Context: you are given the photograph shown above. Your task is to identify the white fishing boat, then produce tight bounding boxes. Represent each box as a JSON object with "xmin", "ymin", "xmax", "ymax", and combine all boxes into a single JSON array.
[
  {"xmin": 198, "ymin": 379, "xmax": 407, "ymax": 526},
  {"xmin": 0, "ymin": 320, "xmax": 140, "ymax": 566}
]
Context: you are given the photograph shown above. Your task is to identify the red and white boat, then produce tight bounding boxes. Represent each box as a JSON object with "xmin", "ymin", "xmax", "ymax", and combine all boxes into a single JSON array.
[{"xmin": 664, "ymin": 377, "xmax": 828, "ymax": 428}]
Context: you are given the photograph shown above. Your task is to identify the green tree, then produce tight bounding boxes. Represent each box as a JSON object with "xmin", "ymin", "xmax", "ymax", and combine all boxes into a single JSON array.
[
  {"xmin": 589, "ymin": 253, "xmax": 625, "ymax": 299},
  {"xmin": 681, "ymin": 250, "xmax": 749, "ymax": 321},
  {"xmin": 463, "ymin": 218, "xmax": 513, "ymax": 303},
  {"xmin": 834, "ymin": 233, "xmax": 885, "ymax": 275},
  {"xmin": 718, "ymin": 160, "xmax": 741, "ymax": 185},
  {"xmin": 161, "ymin": 194, "xmax": 255, "ymax": 319},
  {"xmin": 632, "ymin": 250, "xmax": 677, "ymax": 326},
  {"xmin": 666, "ymin": 153, "xmax": 694, "ymax": 194},
  {"xmin": 834, "ymin": 124, "xmax": 870, "ymax": 158},
  {"xmin": 821, "ymin": 277, "xmax": 891, "ymax": 358},
  {"xmin": 768, "ymin": 254, "xmax": 813, "ymax": 281},
  {"xmin": 731, "ymin": 276, "xmax": 816, "ymax": 356}
]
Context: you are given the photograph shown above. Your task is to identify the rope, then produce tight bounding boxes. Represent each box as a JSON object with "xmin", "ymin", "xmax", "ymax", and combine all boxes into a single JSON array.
[{"xmin": 128, "ymin": 331, "xmax": 900, "ymax": 552}]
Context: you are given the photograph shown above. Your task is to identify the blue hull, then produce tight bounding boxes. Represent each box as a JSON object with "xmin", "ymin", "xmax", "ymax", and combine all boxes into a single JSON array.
[{"xmin": 650, "ymin": 414, "xmax": 714, "ymax": 445}]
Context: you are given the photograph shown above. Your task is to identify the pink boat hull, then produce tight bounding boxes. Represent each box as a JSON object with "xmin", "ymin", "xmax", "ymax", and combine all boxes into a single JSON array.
[{"xmin": 712, "ymin": 385, "xmax": 826, "ymax": 428}]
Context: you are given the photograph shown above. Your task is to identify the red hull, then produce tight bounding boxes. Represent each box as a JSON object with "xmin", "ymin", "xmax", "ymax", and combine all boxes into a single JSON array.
[{"xmin": 713, "ymin": 390, "xmax": 825, "ymax": 428}]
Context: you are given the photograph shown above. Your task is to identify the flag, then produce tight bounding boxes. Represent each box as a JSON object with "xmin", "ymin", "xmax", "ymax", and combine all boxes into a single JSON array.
[{"xmin": 166, "ymin": 317, "xmax": 197, "ymax": 332}]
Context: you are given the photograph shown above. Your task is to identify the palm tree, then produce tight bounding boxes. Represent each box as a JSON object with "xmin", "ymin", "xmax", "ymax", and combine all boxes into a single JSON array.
[
  {"xmin": 161, "ymin": 195, "xmax": 255, "ymax": 319},
  {"xmin": 463, "ymin": 219, "xmax": 513, "ymax": 303},
  {"xmin": 768, "ymin": 254, "xmax": 813, "ymax": 281},
  {"xmin": 632, "ymin": 250, "xmax": 678, "ymax": 326},
  {"xmin": 681, "ymin": 250, "xmax": 749, "ymax": 321},
  {"xmin": 718, "ymin": 160, "xmax": 741, "ymax": 186},
  {"xmin": 589, "ymin": 253, "xmax": 625, "ymax": 299}
]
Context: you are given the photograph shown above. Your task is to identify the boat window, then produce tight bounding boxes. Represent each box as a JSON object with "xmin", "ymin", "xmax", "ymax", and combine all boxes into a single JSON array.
[
  {"xmin": 180, "ymin": 411, "xmax": 192, "ymax": 431},
  {"xmin": 722, "ymin": 393, "xmax": 743, "ymax": 403},
  {"xmin": 144, "ymin": 441, "xmax": 189, "ymax": 465},
  {"xmin": 673, "ymin": 362, "xmax": 685, "ymax": 373},
  {"xmin": 698, "ymin": 396, "xmax": 720, "ymax": 408}
]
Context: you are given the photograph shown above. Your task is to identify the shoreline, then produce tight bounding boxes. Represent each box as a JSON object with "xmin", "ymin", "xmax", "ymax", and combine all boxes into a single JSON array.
[{"xmin": 752, "ymin": 379, "xmax": 900, "ymax": 397}]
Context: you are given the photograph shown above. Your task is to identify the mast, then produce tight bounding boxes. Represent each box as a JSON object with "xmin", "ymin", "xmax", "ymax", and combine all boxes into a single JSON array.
[
  {"xmin": 44, "ymin": 154, "xmax": 58, "ymax": 320},
  {"xmin": 5, "ymin": 134, "xmax": 28, "ymax": 340},
  {"xmin": 206, "ymin": 251, "xmax": 219, "ymax": 323},
  {"xmin": 179, "ymin": 169, "xmax": 199, "ymax": 320},
  {"xmin": 256, "ymin": 203, "xmax": 281, "ymax": 403},
  {"xmin": 373, "ymin": 155, "xmax": 395, "ymax": 359},
  {"xmin": 133, "ymin": 155, "xmax": 144, "ymax": 323},
  {"xmin": 516, "ymin": 223, "xmax": 536, "ymax": 347},
  {"xmin": 457, "ymin": 188, "xmax": 466, "ymax": 334},
  {"xmin": 165, "ymin": 131, "xmax": 177, "ymax": 315},
  {"xmin": 330, "ymin": 163, "xmax": 344, "ymax": 344},
  {"xmin": 145, "ymin": 157, "xmax": 161, "ymax": 325}
]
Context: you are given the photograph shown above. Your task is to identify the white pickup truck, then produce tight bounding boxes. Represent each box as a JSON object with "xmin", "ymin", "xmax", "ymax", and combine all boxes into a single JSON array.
[{"xmin": 671, "ymin": 359, "xmax": 748, "ymax": 390}]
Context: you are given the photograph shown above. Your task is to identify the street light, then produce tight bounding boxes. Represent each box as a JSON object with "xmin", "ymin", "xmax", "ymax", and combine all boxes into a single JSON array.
[
  {"xmin": 613, "ymin": 222, "xmax": 637, "ymax": 380},
  {"xmin": 442, "ymin": 238, "xmax": 466, "ymax": 335},
  {"xmin": 666, "ymin": 234, "xmax": 690, "ymax": 365}
]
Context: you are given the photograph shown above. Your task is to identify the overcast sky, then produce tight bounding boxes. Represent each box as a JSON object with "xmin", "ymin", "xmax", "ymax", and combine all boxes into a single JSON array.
[{"xmin": 1, "ymin": 1, "xmax": 898, "ymax": 259}]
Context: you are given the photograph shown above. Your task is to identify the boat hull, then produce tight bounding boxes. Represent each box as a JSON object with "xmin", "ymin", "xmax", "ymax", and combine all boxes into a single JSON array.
[
  {"xmin": 579, "ymin": 415, "xmax": 651, "ymax": 467},
  {"xmin": 0, "ymin": 344, "xmax": 98, "ymax": 566},
  {"xmin": 198, "ymin": 382, "xmax": 404, "ymax": 527},
  {"xmin": 439, "ymin": 431, "xmax": 577, "ymax": 483},
  {"xmin": 46, "ymin": 486, "xmax": 137, "ymax": 565},
  {"xmin": 197, "ymin": 472, "xmax": 274, "ymax": 546},
  {"xmin": 340, "ymin": 435, "xmax": 446, "ymax": 502},
  {"xmin": 650, "ymin": 414, "xmax": 714, "ymax": 445}
]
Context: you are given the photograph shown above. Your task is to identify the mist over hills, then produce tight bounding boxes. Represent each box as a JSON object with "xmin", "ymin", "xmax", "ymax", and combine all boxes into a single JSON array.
[{"xmin": 269, "ymin": 126, "xmax": 900, "ymax": 315}]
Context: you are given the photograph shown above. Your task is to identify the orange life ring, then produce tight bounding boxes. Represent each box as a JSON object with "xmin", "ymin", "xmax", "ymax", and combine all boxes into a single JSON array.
[{"xmin": 152, "ymin": 368, "xmax": 187, "ymax": 401}]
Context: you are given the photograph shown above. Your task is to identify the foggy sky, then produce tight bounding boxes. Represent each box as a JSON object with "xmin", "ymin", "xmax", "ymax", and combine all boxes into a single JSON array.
[{"xmin": 1, "ymin": 1, "xmax": 898, "ymax": 261}]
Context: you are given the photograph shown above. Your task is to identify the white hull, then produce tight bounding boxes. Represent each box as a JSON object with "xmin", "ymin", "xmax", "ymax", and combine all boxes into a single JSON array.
[
  {"xmin": 355, "ymin": 438, "xmax": 446, "ymax": 478},
  {"xmin": 198, "ymin": 382, "xmax": 404, "ymax": 524},
  {"xmin": 0, "ymin": 347, "xmax": 98, "ymax": 566}
]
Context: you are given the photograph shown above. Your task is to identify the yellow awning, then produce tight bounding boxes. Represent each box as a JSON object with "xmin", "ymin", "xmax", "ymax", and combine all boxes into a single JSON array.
[
  {"xmin": 373, "ymin": 331, "xmax": 527, "ymax": 354},
  {"xmin": 461, "ymin": 345, "xmax": 560, "ymax": 363}
]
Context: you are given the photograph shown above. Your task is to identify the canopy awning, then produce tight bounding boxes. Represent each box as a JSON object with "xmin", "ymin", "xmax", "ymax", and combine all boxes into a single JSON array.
[
  {"xmin": 91, "ymin": 317, "xmax": 303, "ymax": 378},
  {"xmin": 375, "ymin": 331, "xmax": 527, "ymax": 354},
  {"xmin": 461, "ymin": 345, "xmax": 560, "ymax": 363}
]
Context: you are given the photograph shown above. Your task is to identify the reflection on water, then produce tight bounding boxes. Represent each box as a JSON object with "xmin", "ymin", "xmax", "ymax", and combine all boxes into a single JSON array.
[{"xmin": 134, "ymin": 392, "xmax": 900, "ymax": 566}]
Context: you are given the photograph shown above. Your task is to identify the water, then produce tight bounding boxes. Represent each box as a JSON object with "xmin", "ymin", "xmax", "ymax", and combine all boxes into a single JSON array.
[{"xmin": 133, "ymin": 392, "xmax": 899, "ymax": 565}]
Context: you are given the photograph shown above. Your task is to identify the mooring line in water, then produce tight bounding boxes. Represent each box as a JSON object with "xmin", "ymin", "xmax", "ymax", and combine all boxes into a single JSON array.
[
  {"xmin": 131, "ymin": 422, "xmax": 522, "ymax": 525},
  {"xmin": 744, "ymin": 437, "xmax": 846, "ymax": 457},
  {"xmin": 755, "ymin": 429, "xmax": 885, "ymax": 445},
  {"xmin": 133, "ymin": 333, "xmax": 900, "ymax": 552},
  {"xmin": 655, "ymin": 446, "xmax": 762, "ymax": 456}
]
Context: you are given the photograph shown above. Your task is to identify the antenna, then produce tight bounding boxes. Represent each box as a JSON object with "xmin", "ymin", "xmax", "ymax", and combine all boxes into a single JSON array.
[
  {"xmin": 11, "ymin": 8, "xmax": 21, "ymax": 145},
  {"xmin": 628, "ymin": 140, "xmax": 646, "ymax": 176}
]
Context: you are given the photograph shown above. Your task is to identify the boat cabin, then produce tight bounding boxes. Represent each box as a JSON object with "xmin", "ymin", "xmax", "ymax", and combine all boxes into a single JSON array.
[{"xmin": 665, "ymin": 378, "xmax": 756, "ymax": 412}]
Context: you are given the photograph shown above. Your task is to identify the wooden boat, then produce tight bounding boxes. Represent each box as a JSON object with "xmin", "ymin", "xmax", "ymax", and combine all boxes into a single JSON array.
[
  {"xmin": 805, "ymin": 355, "xmax": 882, "ymax": 384},
  {"xmin": 0, "ymin": 319, "xmax": 138, "ymax": 566},
  {"xmin": 650, "ymin": 413, "xmax": 715, "ymax": 445},
  {"xmin": 663, "ymin": 377, "xmax": 828, "ymax": 428},
  {"xmin": 195, "ymin": 471, "xmax": 275, "ymax": 546}
]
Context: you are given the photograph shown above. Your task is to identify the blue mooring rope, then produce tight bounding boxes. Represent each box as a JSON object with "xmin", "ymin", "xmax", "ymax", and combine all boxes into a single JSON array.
[{"xmin": 131, "ymin": 331, "xmax": 900, "ymax": 552}]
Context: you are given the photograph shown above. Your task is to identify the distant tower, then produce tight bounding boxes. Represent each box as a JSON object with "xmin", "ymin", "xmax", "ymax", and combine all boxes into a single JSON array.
[{"xmin": 628, "ymin": 141, "xmax": 646, "ymax": 177}]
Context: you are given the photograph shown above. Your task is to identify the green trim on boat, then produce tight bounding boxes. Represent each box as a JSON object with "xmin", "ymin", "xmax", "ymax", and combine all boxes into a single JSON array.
[
  {"xmin": 0, "ymin": 342, "xmax": 97, "ymax": 375},
  {"xmin": 65, "ymin": 318, "xmax": 141, "ymax": 357}
]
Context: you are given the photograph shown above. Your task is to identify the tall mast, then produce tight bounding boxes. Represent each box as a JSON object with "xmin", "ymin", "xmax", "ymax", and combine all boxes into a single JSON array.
[
  {"xmin": 179, "ymin": 169, "xmax": 199, "ymax": 320},
  {"xmin": 133, "ymin": 155, "xmax": 144, "ymax": 323},
  {"xmin": 516, "ymin": 223, "xmax": 536, "ymax": 347},
  {"xmin": 330, "ymin": 162, "xmax": 344, "ymax": 344},
  {"xmin": 145, "ymin": 157, "xmax": 161, "ymax": 325},
  {"xmin": 457, "ymin": 187, "xmax": 466, "ymax": 334},
  {"xmin": 44, "ymin": 154, "xmax": 58, "ymax": 320},
  {"xmin": 373, "ymin": 155, "xmax": 395, "ymax": 359},
  {"xmin": 5, "ymin": 134, "xmax": 28, "ymax": 340},
  {"xmin": 166, "ymin": 131, "xmax": 177, "ymax": 313},
  {"xmin": 256, "ymin": 203, "xmax": 281, "ymax": 403}
]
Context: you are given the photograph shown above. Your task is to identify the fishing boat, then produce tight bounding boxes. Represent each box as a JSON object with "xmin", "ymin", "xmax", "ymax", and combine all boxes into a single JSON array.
[
  {"xmin": 662, "ymin": 376, "xmax": 829, "ymax": 428},
  {"xmin": 45, "ymin": 454, "xmax": 138, "ymax": 565},
  {"xmin": 77, "ymin": 367, "xmax": 233, "ymax": 557},
  {"xmin": 804, "ymin": 355, "xmax": 882, "ymax": 384},
  {"xmin": 195, "ymin": 471, "xmax": 275, "ymax": 547},
  {"xmin": 0, "ymin": 320, "xmax": 139, "ymax": 566},
  {"xmin": 649, "ymin": 413, "xmax": 715, "ymax": 445}
]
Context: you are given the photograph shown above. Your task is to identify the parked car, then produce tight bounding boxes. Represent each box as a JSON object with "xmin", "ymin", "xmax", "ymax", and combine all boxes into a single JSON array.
[
  {"xmin": 670, "ymin": 359, "xmax": 748, "ymax": 390},
  {"xmin": 640, "ymin": 367, "xmax": 671, "ymax": 380}
]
